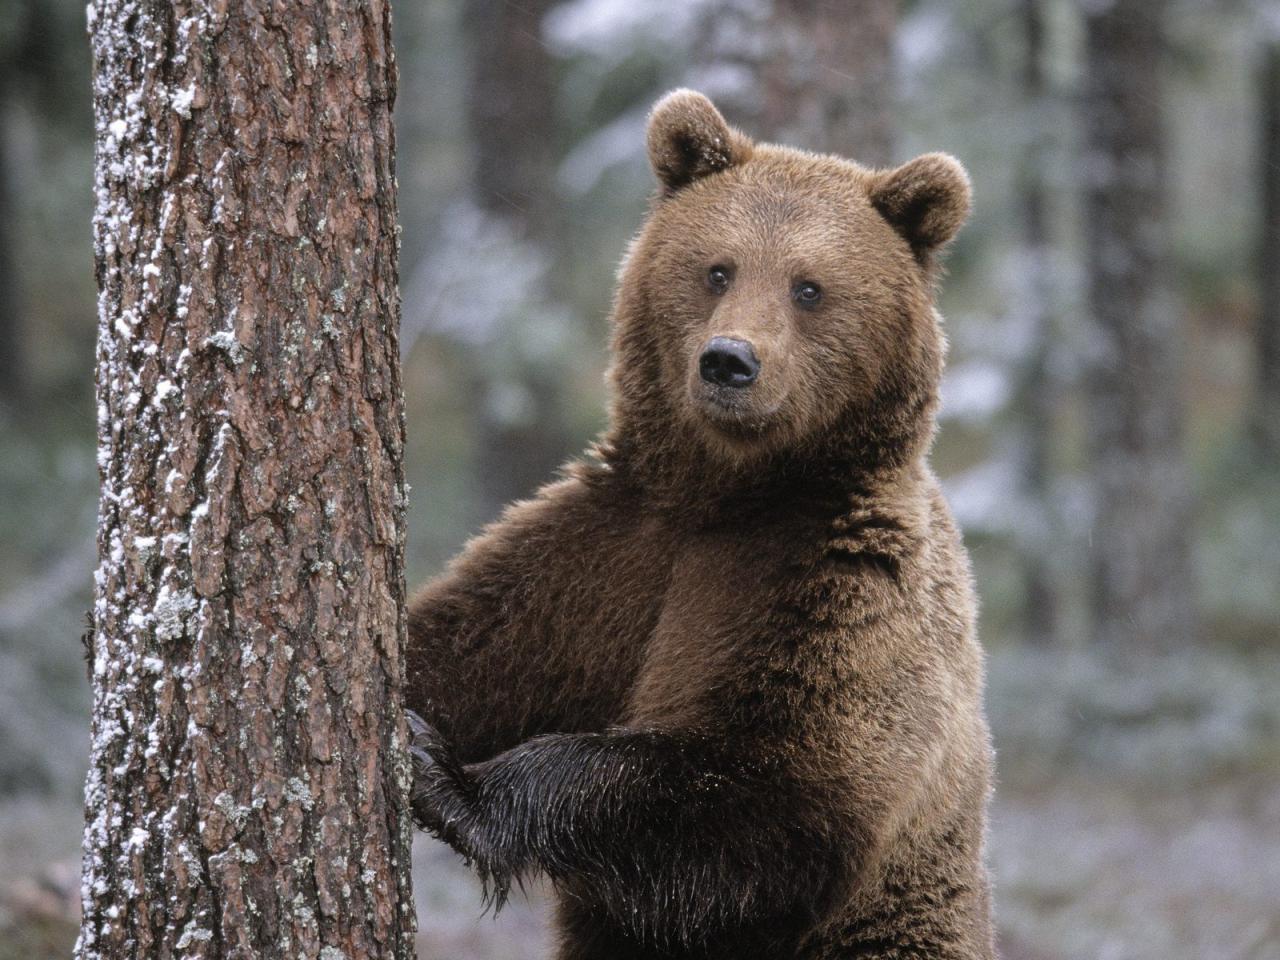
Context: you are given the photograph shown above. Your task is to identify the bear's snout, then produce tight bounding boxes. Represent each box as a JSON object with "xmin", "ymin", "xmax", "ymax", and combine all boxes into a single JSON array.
[{"xmin": 699, "ymin": 337, "xmax": 760, "ymax": 388}]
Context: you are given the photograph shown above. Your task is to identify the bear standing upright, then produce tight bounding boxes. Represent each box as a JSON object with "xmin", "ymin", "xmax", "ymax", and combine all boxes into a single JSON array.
[{"xmin": 406, "ymin": 90, "xmax": 995, "ymax": 960}]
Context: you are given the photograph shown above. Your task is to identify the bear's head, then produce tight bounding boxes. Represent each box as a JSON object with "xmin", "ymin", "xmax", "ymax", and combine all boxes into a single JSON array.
[{"xmin": 604, "ymin": 90, "xmax": 970, "ymax": 497}]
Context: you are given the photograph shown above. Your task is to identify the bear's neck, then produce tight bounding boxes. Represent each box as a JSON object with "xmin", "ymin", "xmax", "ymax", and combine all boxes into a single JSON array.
[{"xmin": 601, "ymin": 382, "xmax": 938, "ymax": 525}]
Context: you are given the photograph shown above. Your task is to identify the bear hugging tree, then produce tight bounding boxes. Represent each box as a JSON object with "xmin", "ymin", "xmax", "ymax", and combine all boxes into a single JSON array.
[{"xmin": 406, "ymin": 90, "xmax": 994, "ymax": 960}]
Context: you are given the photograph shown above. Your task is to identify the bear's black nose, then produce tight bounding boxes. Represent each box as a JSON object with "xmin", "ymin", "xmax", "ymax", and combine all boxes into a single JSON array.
[{"xmin": 699, "ymin": 337, "xmax": 760, "ymax": 388}]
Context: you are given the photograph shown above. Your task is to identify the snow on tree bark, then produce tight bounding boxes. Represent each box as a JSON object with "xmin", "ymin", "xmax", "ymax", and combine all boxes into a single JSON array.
[
  {"xmin": 78, "ymin": 1, "xmax": 415, "ymax": 958},
  {"xmin": 1082, "ymin": 0, "xmax": 1197, "ymax": 651}
]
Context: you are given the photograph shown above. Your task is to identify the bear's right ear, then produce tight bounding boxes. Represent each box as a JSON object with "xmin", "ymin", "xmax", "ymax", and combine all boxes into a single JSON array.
[
  {"xmin": 868, "ymin": 153, "xmax": 972, "ymax": 257},
  {"xmin": 646, "ymin": 89, "xmax": 750, "ymax": 196}
]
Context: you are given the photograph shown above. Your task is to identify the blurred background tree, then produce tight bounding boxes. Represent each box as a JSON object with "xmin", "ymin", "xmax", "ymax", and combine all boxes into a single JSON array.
[
  {"xmin": 458, "ymin": 0, "xmax": 579, "ymax": 518},
  {"xmin": 1256, "ymin": 5, "xmax": 1280, "ymax": 457},
  {"xmin": 1081, "ymin": 0, "xmax": 1197, "ymax": 652},
  {"xmin": 2, "ymin": 1, "xmax": 1278, "ymax": 958},
  {"xmin": 1012, "ymin": 0, "xmax": 1061, "ymax": 646},
  {"xmin": 693, "ymin": 0, "xmax": 898, "ymax": 164}
]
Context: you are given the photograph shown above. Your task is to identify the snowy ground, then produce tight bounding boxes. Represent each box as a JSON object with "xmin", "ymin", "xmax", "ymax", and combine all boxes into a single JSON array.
[
  {"xmin": 413, "ymin": 839, "xmax": 555, "ymax": 959},
  {"xmin": 3, "ymin": 647, "xmax": 1278, "ymax": 959},
  {"xmin": 991, "ymin": 773, "xmax": 1280, "ymax": 960}
]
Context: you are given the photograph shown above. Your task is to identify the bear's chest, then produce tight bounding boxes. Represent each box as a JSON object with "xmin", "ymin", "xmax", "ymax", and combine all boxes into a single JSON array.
[{"xmin": 623, "ymin": 521, "xmax": 834, "ymax": 731}]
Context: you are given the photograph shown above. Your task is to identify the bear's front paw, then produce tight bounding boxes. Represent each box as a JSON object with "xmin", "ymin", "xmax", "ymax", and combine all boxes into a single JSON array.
[
  {"xmin": 405, "ymin": 711, "xmax": 519, "ymax": 906},
  {"xmin": 405, "ymin": 710, "xmax": 476, "ymax": 853}
]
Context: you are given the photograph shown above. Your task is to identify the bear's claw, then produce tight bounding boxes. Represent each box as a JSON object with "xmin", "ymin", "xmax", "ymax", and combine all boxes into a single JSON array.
[{"xmin": 405, "ymin": 709, "xmax": 474, "ymax": 842}]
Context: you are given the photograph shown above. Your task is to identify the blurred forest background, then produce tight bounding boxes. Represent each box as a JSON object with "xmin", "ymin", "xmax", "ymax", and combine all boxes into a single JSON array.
[{"xmin": 3, "ymin": 0, "xmax": 1280, "ymax": 957}]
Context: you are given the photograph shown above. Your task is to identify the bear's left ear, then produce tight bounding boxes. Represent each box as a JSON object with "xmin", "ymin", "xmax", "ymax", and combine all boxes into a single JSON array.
[
  {"xmin": 868, "ymin": 153, "xmax": 972, "ymax": 256},
  {"xmin": 646, "ymin": 89, "xmax": 751, "ymax": 196}
]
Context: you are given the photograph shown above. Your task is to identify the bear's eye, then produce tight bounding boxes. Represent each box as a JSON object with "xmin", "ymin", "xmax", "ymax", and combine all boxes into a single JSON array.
[
  {"xmin": 707, "ymin": 265, "xmax": 731, "ymax": 293},
  {"xmin": 794, "ymin": 281, "xmax": 822, "ymax": 307}
]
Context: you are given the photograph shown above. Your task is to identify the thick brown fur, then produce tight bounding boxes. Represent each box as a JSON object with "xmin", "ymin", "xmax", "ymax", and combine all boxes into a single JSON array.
[{"xmin": 406, "ymin": 89, "xmax": 995, "ymax": 960}]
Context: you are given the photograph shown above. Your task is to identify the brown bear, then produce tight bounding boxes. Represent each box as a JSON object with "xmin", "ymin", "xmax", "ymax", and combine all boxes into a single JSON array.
[{"xmin": 406, "ymin": 89, "xmax": 995, "ymax": 960}]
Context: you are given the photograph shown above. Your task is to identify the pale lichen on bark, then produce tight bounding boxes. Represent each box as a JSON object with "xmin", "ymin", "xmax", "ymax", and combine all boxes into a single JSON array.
[{"xmin": 80, "ymin": 1, "xmax": 415, "ymax": 957}]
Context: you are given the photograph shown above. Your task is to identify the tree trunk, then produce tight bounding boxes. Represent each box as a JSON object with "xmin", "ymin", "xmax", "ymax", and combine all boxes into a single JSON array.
[
  {"xmin": 1255, "ymin": 38, "xmax": 1280, "ymax": 457},
  {"xmin": 1081, "ymin": 0, "xmax": 1197, "ymax": 651},
  {"xmin": 78, "ymin": 2, "xmax": 415, "ymax": 958},
  {"xmin": 463, "ymin": 0, "xmax": 569, "ymax": 515},
  {"xmin": 0, "ymin": 84, "xmax": 26, "ymax": 407},
  {"xmin": 697, "ymin": 0, "xmax": 898, "ymax": 166},
  {"xmin": 764, "ymin": 0, "xmax": 897, "ymax": 165},
  {"xmin": 1016, "ymin": 0, "xmax": 1058, "ymax": 645},
  {"xmin": 465, "ymin": 0, "xmax": 557, "ymax": 234}
]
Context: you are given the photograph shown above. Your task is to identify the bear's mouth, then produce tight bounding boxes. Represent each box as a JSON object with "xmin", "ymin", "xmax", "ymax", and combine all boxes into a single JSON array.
[{"xmin": 693, "ymin": 384, "xmax": 783, "ymax": 435}]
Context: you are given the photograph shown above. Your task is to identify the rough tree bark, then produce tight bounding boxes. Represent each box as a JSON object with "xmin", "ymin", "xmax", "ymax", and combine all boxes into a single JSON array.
[
  {"xmin": 1081, "ymin": 0, "xmax": 1197, "ymax": 651},
  {"xmin": 463, "ymin": 0, "xmax": 569, "ymax": 515},
  {"xmin": 78, "ymin": 2, "xmax": 415, "ymax": 958},
  {"xmin": 697, "ymin": 0, "xmax": 898, "ymax": 166},
  {"xmin": 1015, "ymin": 0, "xmax": 1059, "ymax": 645},
  {"xmin": 1255, "ymin": 33, "xmax": 1280, "ymax": 457}
]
